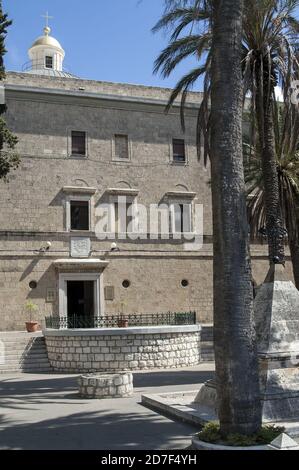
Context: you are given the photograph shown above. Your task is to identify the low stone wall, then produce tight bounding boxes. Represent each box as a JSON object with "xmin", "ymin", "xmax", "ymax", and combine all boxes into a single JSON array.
[
  {"xmin": 78, "ymin": 372, "xmax": 133, "ymax": 398},
  {"xmin": 44, "ymin": 325, "xmax": 201, "ymax": 372}
]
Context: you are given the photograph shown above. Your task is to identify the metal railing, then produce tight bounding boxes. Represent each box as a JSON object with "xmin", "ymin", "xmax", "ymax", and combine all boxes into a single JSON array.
[
  {"xmin": 45, "ymin": 311, "xmax": 197, "ymax": 329},
  {"xmin": 22, "ymin": 59, "xmax": 72, "ymax": 74}
]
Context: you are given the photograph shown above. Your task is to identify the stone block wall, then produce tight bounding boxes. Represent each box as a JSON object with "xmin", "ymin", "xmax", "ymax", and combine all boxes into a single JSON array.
[
  {"xmin": 44, "ymin": 326, "xmax": 201, "ymax": 372},
  {"xmin": 78, "ymin": 372, "xmax": 133, "ymax": 398}
]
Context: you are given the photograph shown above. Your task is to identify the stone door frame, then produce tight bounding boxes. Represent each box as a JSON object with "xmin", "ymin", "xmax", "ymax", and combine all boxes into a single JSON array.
[{"xmin": 58, "ymin": 272, "xmax": 104, "ymax": 320}]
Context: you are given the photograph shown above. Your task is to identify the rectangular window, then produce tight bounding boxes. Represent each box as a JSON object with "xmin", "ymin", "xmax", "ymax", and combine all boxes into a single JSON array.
[
  {"xmin": 115, "ymin": 134, "xmax": 129, "ymax": 159},
  {"xmin": 172, "ymin": 203, "xmax": 192, "ymax": 233},
  {"xmin": 71, "ymin": 131, "xmax": 86, "ymax": 156},
  {"xmin": 172, "ymin": 139, "xmax": 186, "ymax": 163},
  {"xmin": 114, "ymin": 201, "xmax": 133, "ymax": 233},
  {"xmin": 70, "ymin": 200, "xmax": 89, "ymax": 231},
  {"xmin": 45, "ymin": 56, "xmax": 53, "ymax": 69}
]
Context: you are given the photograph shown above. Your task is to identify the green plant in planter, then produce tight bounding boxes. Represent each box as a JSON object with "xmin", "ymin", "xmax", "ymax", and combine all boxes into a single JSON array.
[
  {"xmin": 25, "ymin": 300, "xmax": 38, "ymax": 322},
  {"xmin": 24, "ymin": 301, "xmax": 39, "ymax": 332},
  {"xmin": 197, "ymin": 422, "xmax": 285, "ymax": 447}
]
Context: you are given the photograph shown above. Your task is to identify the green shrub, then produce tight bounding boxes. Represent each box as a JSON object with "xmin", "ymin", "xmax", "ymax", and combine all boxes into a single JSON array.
[{"xmin": 197, "ymin": 422, "xmax": 285, "ymax": 447}]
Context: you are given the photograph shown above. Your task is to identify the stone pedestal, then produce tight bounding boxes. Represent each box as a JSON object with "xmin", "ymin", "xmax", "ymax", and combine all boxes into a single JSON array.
[
  {"xmin": 195, "ymin": 265, "xmax": 299, "ymax": 423},
  {"xmin": 254, "ymin": 264, "xmax": 299, "ymax": 421}
]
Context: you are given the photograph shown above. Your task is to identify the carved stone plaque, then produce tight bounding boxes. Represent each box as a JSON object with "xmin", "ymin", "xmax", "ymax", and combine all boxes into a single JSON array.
[
  {"xmin": 70, "ymin": 237, "xmax": 91, "ymax": 258},
  {"xmin": 46, "ymin": 288, "xmax": 56, "ymax": 303},
  {"xmin": 104, "ymin": 286, "xmax": 115, "ymax": 301}
]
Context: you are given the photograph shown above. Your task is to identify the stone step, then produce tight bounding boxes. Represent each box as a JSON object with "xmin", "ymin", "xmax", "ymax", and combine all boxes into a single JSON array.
[
  {"xmin": 0, "ymin": 367, "xmax": 52, "ymax": 373},
  {"xmin": 200, "ymin": 332, "xmax": 214, "ymax": 361},
  {"xmin": 201, "ymin": 354, "xmax": 215, "ymax": 362},
  {"xmin": 0, "ymin": 336, "xmax": 45, "ymax": 343},
  {"xmin": 4, "ymin": 347, "xmax": 47, "ymax": 353},
  {"xmin": 0, "ymin": 361, "xmax": 52, "ymax": 367},
  {"xmin": 200, "ymin": 325, "xmax": 214, "ymax": 362},
  {"xmin": 2, "ymin": 347, "xmax": 46, "ymax": 354},
  {"xmin": 200, "ymin": 340, "xmax": 213, "ymax": 347},
  {"xmin": 8, "ymin": 338, "xmax": 46, "ymax": 342},
  {"xmin": 3, "ymin": 343, "xmax": 46, "ymax": 350},
  {"xmin": 0, "ymin": 367, "xmax": 53, "ymax": 374},
  {"xmin": 2, "ymin": 353, "xmax": 49, "ymax": 361},
  {"xmin": 0, "ymin": 359, "xmax": 51, "ymax": 367},
  {"xmin": 201, "ymin": 328, "xmax": 213, "ymax": 341},
  {"xmin": 0, "ymin": 333, "xmax": 43, "ymax": 339},
  {"xmin": 0, "ymin": 331, "xmax": 52, "ymax": 374},
  {"xmin": 0, "ymin": 358, "xmax": 51, "ymax": 367},
  {"xmin": 2, "ymin": 339, "xmax": 45, "ymax": 346}
]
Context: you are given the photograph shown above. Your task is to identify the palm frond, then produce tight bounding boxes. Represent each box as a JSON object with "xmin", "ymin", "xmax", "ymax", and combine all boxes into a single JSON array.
[
  {"xmin": 153, "ymin": 34, "xmax": 208, "ymax": 77},
  {"xmin": 164, "ymin": 65, "xmax": 207, "ymax": 129}
]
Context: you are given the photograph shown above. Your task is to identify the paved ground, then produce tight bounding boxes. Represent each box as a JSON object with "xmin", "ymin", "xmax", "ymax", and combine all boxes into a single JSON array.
[{"xmin": 0, "ymin": 364, "xmax": 215, "ymax": 450}]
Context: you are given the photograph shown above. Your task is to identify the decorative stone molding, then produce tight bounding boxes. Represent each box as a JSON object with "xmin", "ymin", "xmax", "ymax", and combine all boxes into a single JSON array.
[
  {"xmin": 78, "ymin": 372, "xmax": 133, "ymax": 399},
  {"xmin": 164, "ymin": 191, "xmax": 196, "ymax": 200},
  {"xmin": 62, "ymin": 186, "xmax": 97, "ymax": 195},
  {"xmin": 53, "ymin": 258, "xmax": 109, "ymax": 270},
  {"xmin": 105, "ymin": 188, "xmax": 139, "ymax": 196}
]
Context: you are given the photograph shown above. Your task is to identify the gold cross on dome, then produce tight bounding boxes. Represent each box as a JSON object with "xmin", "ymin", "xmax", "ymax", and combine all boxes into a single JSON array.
[{"xmin": 41, "ymin": 11, "xmax": 54, "ymax": 28}]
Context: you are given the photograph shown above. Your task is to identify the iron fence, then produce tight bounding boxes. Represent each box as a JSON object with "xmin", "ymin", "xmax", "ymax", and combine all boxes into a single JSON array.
[{"xmin": 45, "ymin": 311, "xmax": 196, "ymax": 329}]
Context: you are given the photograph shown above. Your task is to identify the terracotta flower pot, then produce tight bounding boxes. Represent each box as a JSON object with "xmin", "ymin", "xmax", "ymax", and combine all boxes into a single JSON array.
[
  {"xmin": 25, "ymin": 321, "xmax": 39, "ymax": 333},
  {"xmin": 117, "ymin": 319, "xmax": 129, "ymax": 328}
]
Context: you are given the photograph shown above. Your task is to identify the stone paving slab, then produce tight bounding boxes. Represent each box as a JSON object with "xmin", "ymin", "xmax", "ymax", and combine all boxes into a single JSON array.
[
  {"xmin": 142, "ymin": 388, "xmax": 216, "ymax": 427},
  {"xmin": 0, "ymin": 364, "xmax": 215, "ymax": 450},
  {"xmin": 141, "ymin": 388, "xmax": 299, "ymax": 437}
]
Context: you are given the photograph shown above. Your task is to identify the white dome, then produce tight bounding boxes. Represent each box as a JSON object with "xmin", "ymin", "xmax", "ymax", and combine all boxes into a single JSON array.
[
  {"xmin": 27, "ymin": 26, "xmax": 67, "ymax": 75},
  {"xmin": 30, "ymin": 34, "xmax": 63, "ymax": 51}
]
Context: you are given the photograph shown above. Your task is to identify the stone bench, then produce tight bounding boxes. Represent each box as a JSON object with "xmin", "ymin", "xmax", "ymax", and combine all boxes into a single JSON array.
[{"xmin": 78, "ymin": 372, "xmax": 133, "ymax": 398}]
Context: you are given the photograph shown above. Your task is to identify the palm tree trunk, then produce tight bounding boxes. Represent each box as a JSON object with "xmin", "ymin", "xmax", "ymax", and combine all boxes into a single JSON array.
[
  {"xmin": 289, "ymin": 235, "xmax": 299, "ymax": 289},
  {"xmin": 210, "ymin": 0, "xmax": 261, "ymax": 436},
  {"xmin": 256, "ymin": 73, "xmax": 285, "ymax": 264}
]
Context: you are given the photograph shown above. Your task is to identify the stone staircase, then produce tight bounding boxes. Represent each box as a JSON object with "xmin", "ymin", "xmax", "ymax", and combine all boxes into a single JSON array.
[
  {"xmin": 200, "ymin": 324, "xmax": 214, "ymax": 362},
  {"xmin": 0, "ymin": 331, "xmax": 52, "ymax": 374}
]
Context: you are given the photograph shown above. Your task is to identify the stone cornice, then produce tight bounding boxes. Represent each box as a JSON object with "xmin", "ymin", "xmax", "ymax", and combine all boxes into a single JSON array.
[
  {"xmin": 4, "ymin": 83, "xmax": 200, "ymax": 114},
  {"xmin": 105, "ymin": 188, "xmax": 139, "ymax": 196},
  {"xmin": 53, "ymin": 258, "xmax": 109, "ymax": 270},
  {"xmin": 62, "ymin": 186, "xmax": 97, "ymax": 195},
  {"xmin": 164, "ymin": 191, "xmax": 197, "ymax": 200},
  {"xmin": 43, "ymin": 324, "xmax": 201, "ymax": 336}
]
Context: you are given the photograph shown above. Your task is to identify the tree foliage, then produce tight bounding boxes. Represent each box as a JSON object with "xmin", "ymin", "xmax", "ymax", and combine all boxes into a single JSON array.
[
  {"xmin": 245, "ymin": 104, "xmax": 299, "ymax": 286},
  {"xmin": 0, "ymin": 0, "xmax": 19, "ymax": 181},
  {"xmin": 154, "ymin": 0, "xmax": 299, "ymax": 264}
]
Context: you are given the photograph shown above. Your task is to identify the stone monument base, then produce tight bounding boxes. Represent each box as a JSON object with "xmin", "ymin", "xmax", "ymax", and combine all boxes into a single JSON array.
[
  {"xmin": 194, "ymin": 376, "xmax": 299, "ymax": 422},
  {"xmin": 195, "ymin": 265, "xmax": 299, "ymax": 423}
]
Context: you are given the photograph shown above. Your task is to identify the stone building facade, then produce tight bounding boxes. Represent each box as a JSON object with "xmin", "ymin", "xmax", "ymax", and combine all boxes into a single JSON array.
[{"xmin": 0, "ymin": 26, "xmax": 294, "ymax": 331}]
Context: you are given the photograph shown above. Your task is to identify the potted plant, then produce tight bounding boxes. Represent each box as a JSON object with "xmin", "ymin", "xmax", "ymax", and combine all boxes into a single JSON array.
[
  {"xmin": 24, "ymin": 300, "xmax": 39, "ymax": 332},
  {"xmin": 117, "ymin": 302, "xmax": 129, "ymax": 327},
  {"xmin": 117, "ymin": 314, "xmax": 129, "ymax": 328}
]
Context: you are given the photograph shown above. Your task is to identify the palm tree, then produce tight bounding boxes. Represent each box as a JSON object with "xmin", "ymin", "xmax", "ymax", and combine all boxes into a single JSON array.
[
  {"xmin": 245, "ymin": 104, "xmax": 299, "ymax": 288},
  {"xmin": 152, "ymin": 0, "xmax": 213, "ymax": 163},
  {"xmin": 157, "ymin": 0, "xmax": 261, "ymax": 436},
  {"xmin": 242, "ymin": 0, "xmax": 299, "ymax": 265},
  {"xmin": 154, "ymin": 0, "xmax": 299, "ymax": 262},
  {"xmin": 209, "ymin": 0, "xmax": 261, "ymax": 436}
]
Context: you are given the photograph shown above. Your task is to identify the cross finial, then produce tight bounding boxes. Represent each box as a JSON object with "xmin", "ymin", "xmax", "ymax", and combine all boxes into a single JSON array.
[{"xmin": 42, "ymin": 11, "xmax": 53, "ymax": 28}]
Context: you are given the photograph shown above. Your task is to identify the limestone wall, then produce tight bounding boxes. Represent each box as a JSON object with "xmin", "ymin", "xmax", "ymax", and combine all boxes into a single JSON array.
[
  {"xmin": 44, "ymin": 325, "xmax": 201, "ymax": 372},
  {"xmin": 0, "ymin": 72, "xmax": 214, "ymax": 330}
]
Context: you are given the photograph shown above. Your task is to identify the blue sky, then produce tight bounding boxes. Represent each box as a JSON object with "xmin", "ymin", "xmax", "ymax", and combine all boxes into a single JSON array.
[{"xmin": 3, "ymin": 0, "xmax": 198, "ymax": 89}]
